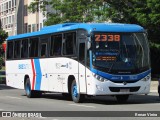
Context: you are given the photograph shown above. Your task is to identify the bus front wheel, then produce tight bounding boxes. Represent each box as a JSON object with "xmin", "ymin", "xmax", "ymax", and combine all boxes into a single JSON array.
[
  {"xmin": 116, "ymin": 95, "xmax": 129, "ymax": 103},
  {"xmin": 71, "ymin": 80, "xmax": 84, "ymax": 103}
]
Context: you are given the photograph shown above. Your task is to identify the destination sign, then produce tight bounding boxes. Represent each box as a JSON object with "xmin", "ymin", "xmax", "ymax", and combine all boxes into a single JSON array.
[
  {"xmin": 95, "ymin": 34, "xmax": 120, "ymax": 42},
  {"xmin": 96, "ymin": 56, "xmax": 117, "ymax": 61}
]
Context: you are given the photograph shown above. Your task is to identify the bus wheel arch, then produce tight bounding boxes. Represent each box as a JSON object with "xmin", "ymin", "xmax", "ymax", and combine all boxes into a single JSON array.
[
  {"xmin": 24, "ymin": 77, "xmax": 33, "ymax": 98},
  {"xmin": 24, "ymin": 75, "xmax": 42, "ymax": 98},
  {"xmin": 71, "ymin": 80, "xmax": 85, "ymax": 103},
  {"xmin": 24, "ymin": 75, "xmax": 29, "ymax": 88},
  {"xmin": 68, "ymin": 75, "xmax": 75, "ymax": 94},
  {"xmin": 67, "ymin": 75, "xmax": 85, "ymax": 103}
]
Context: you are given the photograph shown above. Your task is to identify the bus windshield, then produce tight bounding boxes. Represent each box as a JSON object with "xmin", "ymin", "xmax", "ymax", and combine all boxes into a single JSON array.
[{"xmin": 92, "ymin": 32, "xmax": 150, "ymax": 74}]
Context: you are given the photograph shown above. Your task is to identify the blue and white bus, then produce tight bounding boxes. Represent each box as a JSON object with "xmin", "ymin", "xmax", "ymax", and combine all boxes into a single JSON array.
[{"xmin": 6, "ymin": 23, "xmax": 151, "ymax": 103}]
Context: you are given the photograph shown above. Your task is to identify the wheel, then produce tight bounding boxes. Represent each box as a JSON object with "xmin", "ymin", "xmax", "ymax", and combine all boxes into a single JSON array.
[
  {"xmin": 71, "ymin": 80, "xmax": 84, "ymax": 103},
  {"xmin": 25, "ymin": 78, "xmax": 42, "ymax": 98},
  {"xmin": 116, "ymin": 95, "xmax": 129, "ymax": 103}
]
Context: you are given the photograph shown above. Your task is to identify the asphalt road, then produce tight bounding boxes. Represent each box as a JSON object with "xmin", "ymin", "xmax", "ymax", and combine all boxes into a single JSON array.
[{"xmin": 0, "ymin": 84, "xmax": 160, "ymax": 120}]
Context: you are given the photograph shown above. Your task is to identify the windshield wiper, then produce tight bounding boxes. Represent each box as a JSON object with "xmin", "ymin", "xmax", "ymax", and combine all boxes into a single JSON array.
[{"xmin": 108, "ymin": 50, "xmax": 120, "ymax": 73}]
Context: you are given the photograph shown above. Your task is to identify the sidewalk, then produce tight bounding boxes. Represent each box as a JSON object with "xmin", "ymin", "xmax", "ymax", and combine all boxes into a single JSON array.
[{"xmin": 150, "ymin": 81, "xmax": 158, "ymax": 92}]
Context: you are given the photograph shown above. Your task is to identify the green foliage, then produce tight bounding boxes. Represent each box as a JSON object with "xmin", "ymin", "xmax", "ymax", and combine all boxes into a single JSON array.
[
  {"xmin": 105, "ymin": 0, "xmax": 160, "ymax": 43},
  {"xmin": 28, "ymin": 0, "xmax": 160, "ymax": 43},
  {"xmin": 150, "ymin": 43, "xmax": 160, "ymax": 74},
  {"xmin": 0, "ymin": 29, "xmax": 8, "ymax": 45},
  {"xmin": 0, "ymin": 29, "xmax": 7, "ymax": 69},
  {"xmin": 28, "ymin": 0, "xmax": 48, "ymax": 14},
  {"xmin": 28, "ymin": 0, "xmax": 107, "ymax": 25}
]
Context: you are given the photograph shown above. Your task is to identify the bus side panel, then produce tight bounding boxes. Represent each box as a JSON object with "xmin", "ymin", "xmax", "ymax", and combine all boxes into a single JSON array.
[
  {"xmin": 36, "ymin": 59, "xmax": 48, "ymax": 91},
  {"xmin": 6, "ymin": 60, "xmax": 32, "ymax": 89},
  {"xmin": 46, "ymin": 58, "xmax": 80, "ymax": 93},
  {"xmin": 78, "ymin": 63, "xmax": 87, "ymax": 94},
  {"xmin": 85, "ymin": 68, "xmax": 96, "ymax": 95}
]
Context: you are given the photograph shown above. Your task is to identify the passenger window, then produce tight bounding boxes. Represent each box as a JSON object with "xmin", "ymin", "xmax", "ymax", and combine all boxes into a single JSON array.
[
  {"xmin": 63, "ymin": 32, "xmax": 76, "ymax": 55},
  {"xmin": 21, "ymin": 39, "xmax": 28, "ymax": 58},
  {"xmin": 14, "ymin": 40, "xmax": 21, "ymax": 59},
  {"xmin": 7, "ymin": 41, "xmax": 14, "ymax": 59},
  {"xmin": 50, "ymin": 34, "xmax": 62, "ymax": 56},
  {"xmin": 79, "ymin": 43, "xmax": 85, "ymax": 63},
  {"xmin": 29, "ymin": 38, "xmax": 39, "ymax": 57},
  {"xmin": 41, "ymin": 43, "xmax": 47, "ymax": 57}
]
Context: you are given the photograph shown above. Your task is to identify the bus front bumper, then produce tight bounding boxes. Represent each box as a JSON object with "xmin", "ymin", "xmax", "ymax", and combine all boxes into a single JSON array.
[{"xmin": 87, "ymin": 78, "xmax": 151, "ymax": 96}]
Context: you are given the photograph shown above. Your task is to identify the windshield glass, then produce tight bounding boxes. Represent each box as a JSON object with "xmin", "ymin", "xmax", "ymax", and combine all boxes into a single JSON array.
[{"xmin": 92, "ymin": 32, "xmax": 150, "ymax": 74}]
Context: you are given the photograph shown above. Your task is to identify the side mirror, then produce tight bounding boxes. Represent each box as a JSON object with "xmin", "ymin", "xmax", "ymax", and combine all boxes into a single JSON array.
[
  {"xmin": 87, "ymin": 41, "xmax": 92, "ymax": 50},
  {"xmin": 145, "ymin": 29, "xmax": 148, "ymax": 36}
]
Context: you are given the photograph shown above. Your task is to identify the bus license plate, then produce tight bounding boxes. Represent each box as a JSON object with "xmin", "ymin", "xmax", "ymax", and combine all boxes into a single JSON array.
[{"xmin": 120, "ymin": 89, "xmax": 129, "ymax": 92}]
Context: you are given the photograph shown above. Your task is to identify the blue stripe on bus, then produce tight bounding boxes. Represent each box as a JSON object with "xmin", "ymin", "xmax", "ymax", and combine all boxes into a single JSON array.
[
  {"xmin": 34, "ymin": 59, "xmax": 42, "ymax": 90},
  {"xmin": 91, "ymin": 67, "xmax": 151, "ymax": 82}
]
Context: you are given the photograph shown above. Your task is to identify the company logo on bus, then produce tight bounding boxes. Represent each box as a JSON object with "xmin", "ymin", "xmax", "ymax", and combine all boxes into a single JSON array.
[
  {"xmin": 18, "ymin": 64, "xmax": 30, "ymax": 69},
  {"xmin": 55, "ymin": 62, "xmax": 72, "ymax": 69}
]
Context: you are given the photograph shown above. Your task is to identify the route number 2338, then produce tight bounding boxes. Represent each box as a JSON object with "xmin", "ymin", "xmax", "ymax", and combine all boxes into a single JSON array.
[{"xmin": 95, "ymin": 34, "xmax": 120, "ymax": 42}]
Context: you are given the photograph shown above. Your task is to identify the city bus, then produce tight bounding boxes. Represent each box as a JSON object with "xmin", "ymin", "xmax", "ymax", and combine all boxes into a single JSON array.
[{"xmin": 6, "ymin": 23, "xmax": 151, "ymax": 103}]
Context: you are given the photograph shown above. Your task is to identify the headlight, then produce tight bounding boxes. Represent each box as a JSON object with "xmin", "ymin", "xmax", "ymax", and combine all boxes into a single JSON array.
[
  {"xmin": 93, "ymin": 73, "xmax": 108, "ymax": 82},
  {"xmin": 142, "ymin": 74, "xmax": 151, "ymax": 81}
]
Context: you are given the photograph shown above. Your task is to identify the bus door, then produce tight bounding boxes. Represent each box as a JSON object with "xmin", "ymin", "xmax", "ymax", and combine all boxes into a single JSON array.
[
  {"xmin": 78, "ymin": 30, "xmax": 88, "ymax": 94},
  {"xmin": 48, "ymin": 34, "xmax": 63, "ymax": 92},
  {"xmin": 39, "ymin": 37, "xmax": 49, "ymax": 91}
]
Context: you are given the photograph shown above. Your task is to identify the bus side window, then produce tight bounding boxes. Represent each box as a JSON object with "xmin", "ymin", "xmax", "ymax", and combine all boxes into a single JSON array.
[
  {"xmin": 50, "ymin": 34, "xmax": 62, "ymax": 56},
  {"xmin": 41, "ymin": 43, "xmax": 47, "ymax": 57},
  {"xmin": 21, "ymin": 39, "xmax": 28, "ymax": 58},
  {"xmin": 14, "ymin": 40, "xmax": 21, "ymax": 59},
  {"xmin": 63, "ymin": 32, "xmax": 76, "ymax": 55},
  {"xmin": 29, "ymin": 38, "xmax": 39, "ymax": 57},
  {"xmin": 7, "ymin": 41, "xmax": 14, "ymax": 59},
  {"xmin": 79, "ymin": 43, "xmax": 85, "ymax": 63}
]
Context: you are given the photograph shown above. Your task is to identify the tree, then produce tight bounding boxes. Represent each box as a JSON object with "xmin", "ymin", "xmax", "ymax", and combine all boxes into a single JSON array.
[
  {"xmin": 28, "ymin": 0, "xmax": 106, "ymax": 25},
  {"xmin": 104, "ymin": 0, "xmax": 160, "ymax": 75},
  {"xmin": 0, "ymin": 29, "xmax": 8, "ymax": 45},
  {"xmin": 104, "ymin": 0, "xmax": 160, "ymax": 43},
  {"xmin": 29, "ymin": 0, "xmax": 160, "ymax": 43},
  {"xmin": 0, "ymin": 29, "xmax": 8, "ymax": 69}
]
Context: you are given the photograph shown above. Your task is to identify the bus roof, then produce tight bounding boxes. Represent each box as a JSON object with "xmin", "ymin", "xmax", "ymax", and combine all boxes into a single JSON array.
[{"xmin": 7, "ymin": 23, "xmax": 145, "ymax": 40}]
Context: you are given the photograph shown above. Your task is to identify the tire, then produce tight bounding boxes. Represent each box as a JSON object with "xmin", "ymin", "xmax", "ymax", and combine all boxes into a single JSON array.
[
  {"xmin": 116, "ymin": 95, "xmax": 129, "ymax": 103},
  {"xmin": 71, "ymin": 80, "xmax": 84, "ymax": 103},
  {"xmin": 24, "ymin": 78, "xmax": 42, "ymax": 98}
]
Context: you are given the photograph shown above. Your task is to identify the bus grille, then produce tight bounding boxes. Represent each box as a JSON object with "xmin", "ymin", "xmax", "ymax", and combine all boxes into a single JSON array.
[
  {"xmin": 109, "ymin": 87, "xmax": 140, "ymax": 92},
  {"xmin": 111, "ymin": 80, "xmax": 138, "ymax": 83}
]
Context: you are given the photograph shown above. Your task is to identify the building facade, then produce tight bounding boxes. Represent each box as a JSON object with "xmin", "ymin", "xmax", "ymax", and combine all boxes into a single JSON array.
[
  {"xmin": 0, "ymin": 0, "xmax": 45, "ymax": 36},
  {"xmin": 0, "ymin": 0, "xmax": 16, "ymax": 36}
]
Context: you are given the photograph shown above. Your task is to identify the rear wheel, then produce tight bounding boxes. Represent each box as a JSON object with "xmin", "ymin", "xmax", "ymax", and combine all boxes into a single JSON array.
[
  {"xmin": 71, "ymin": 80, "xmax": 84, "ymax": 103},
  {"xmin": 116, "ymin": 95, "xmax": 129, "ymax": 103},
  {"xmin": 25, "ymin": 78, "xmax": 42, "ymax": 98}
]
